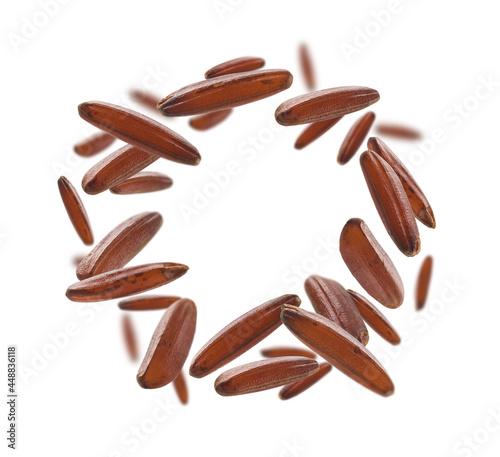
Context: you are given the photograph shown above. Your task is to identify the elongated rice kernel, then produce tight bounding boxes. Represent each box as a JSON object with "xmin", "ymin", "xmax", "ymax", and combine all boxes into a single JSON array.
[
  {"xmin": 118, "ymin": 295, "xmax": 182, "ymax": 311},
  {"xmin": 260, "ymin": 347, "xmax": 317, "ymax": 359},
  {"xmin": 137, "ymin": 299, "xmax": 197, "ymax": 389},
  {"xmin": 347, "ymin": 290, "xmax": 401, "ymax": 345},
  {"xmin": 158, "ymin": 70, "xmax": 293, "ymax": 116},
  {"xmin": 205, "ymin": 57, "xmax": 265, "ymax": 79},
  {"xmin": 214, "ymin": 357, "xmax": 319, "ymax": 396},
  {"xmin": 189, "ymin": 294, "xmax": 301, "ymax": 378},
  {"xmin": 367, "ymin": 137, "xmax": 436, "ymax": 229},
  {"xmin": 129, "ymin": 88, "xmax": 161, "ymax": 111},
  {"xmin": 78, "ymin": 101, "xmax": 201, "ymax": 165},
  {"xmin": 66, "ymin": 263, "xmax": 188, "ymax": 302},
  {"xmin": 337, "ymin": 111, "xmax": 375, "ymax": 164},
  {"xmin": 109, "ymin": 172, "xmax": 173, "ymax": 195},
  {"xmin": 360, "ymin": 150, "xmax": 421, "ymax": 256},
  {"xmin": 340, "ymin": 218, "xmax": 404, "ymax": 309},
  {"xmin": 76, "ymin": 212, "xmax": 163, "ymax": 280},
  {"xmin": 74, "ymin": 132, "xmax": 115, "ymax": 157},
  {"xmin": 305, "ymin": 275, "xmax": 368, "ymax": 345},
  {"xmin": 189, "ymin": 109, "xmax": 233, "ymax": 131},
  {"xmin": 275, "ymin": 86, "xmax": 380, "ymax": 126},
  {"xmin": 82, "ymin": 144, "xmax": 159, "ymax": 195},
  {"xmin": 298, "ymin": 44, "xmax": 315, "ymax": 91},
  {"xmin": 122, "ymin": 314, "xmax": 139, "ymax": 361},
  {"xmin": 58, "ymin": 176, "xmax": 94, "ymax": 246},
  {"xmin": 281, "ymin": 305, "xmax": 394, "ymax": 397},
  {"xmin": 416, "ymin": 256, "xmax": 433, "ymax": 310},
  {"xmin": 279, "ymin": 362, "xmax": 332, "ymax": 400},
  {"xmin": 376, "ymin": 123, "xmax": 421, "ymax": 140},
  {"xmin": 294, "ymin": 117, "xmax": 342, "ymax": 150},
  {"xmin": 173, "ymin": 370, "xmax": 189, "ymax": 404}
]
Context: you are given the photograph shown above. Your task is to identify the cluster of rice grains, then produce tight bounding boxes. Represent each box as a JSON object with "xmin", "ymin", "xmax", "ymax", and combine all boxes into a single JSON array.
[{"xmin": 58, "ymin": 48, "xmax": 434, "ymax": 404}]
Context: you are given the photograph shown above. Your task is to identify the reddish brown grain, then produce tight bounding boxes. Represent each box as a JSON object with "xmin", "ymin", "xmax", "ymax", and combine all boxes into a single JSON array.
[
  {"xmin": 122, "ymin": 314, "xmax": 139, "ymax": 361},
  {"xmin": 214, "ymin": 357, "xmax": 319, "ymax": 396},
  {"xmin": 129, "ymin": 88, "xmax": 161, "ymax": 111},
  {"xmin": 298, "ymin": 44, "xmax": 315, "ymax": 91},
  {"xmin": 337, "ymin": 111, "xmax": 375, "ymax": 164},
  {"xmin": 66, "ymin": 262, "xmax": 188, "ymax": 302},
  {"xmin": 74, "ymin": 132, "xmax": 116, "ymax": 157},
  {"xmin": 304, "ymin": 275, "xmax": 368, "ymax": 345},
  {"xmin": 157, "ymin": 70, "xmax": 293, "ymax": 116},
  {"xmin": 294, "ymin": 117, "xmax": 343, "ymax": 150},
  {"xmin": 173, "ymin": 370, "xmax": 189, "ymax": 404},
  {"xmin": 205, "ymin": 57, "xmax": 265, "ymax": 79},
  {"xmin": 189, "ymin": 109, "xmax": 233, "ymax": 131},
  {"xmin": 78, "ymin": 101, "xmax": 201, "ymax": 165},
  {"xmin": 416, "ymin": 255, "xmax": 433, "ymax": 310},
  {"xmin": 347, "ymin": 290, "xmax": 401, "ymax": 345},
  {"xmin": 137, "ymin": 299, "xmax": 197, "ymax": 389},
  {"xmin": 279, "ymin": 362, "xmax": 332, "ymax": 400},
  {"xmin": 281, "ymin": 305, "xmax": 394, "ymax": 397},
  {"xmin": 58, "ymin": 176, "xmax": 94, "ymax": 246},
  {"xmin": 340, "ymin": 218, "xmax": 404, "ymax": 309},
  {"xmin": 110, "ymin": 172, "xmax": 173, "ymax": 195},
  {"xmin": 275, "ymin": 86, "xmax": 380, "ymax": 126},
  {"xmin": 376, "ymin": 123, "xmax": 422, "ymax": 140},
  {"xmin": 189, "ymin": 294, "xmax": 301, "ymax": 378},
  {"xmin": 360, "ymin": 150, "xmax": 421, "ymax": 256},
  {"xmin": 76, "ymin": 212, "xmax": 163, "ymax": 280},
  {"xmin": 260, "ymin": 347, "xmax": 317, "ymax": 359},
  {"xmin": 118, "ymin": 295, "xmax": 182, "ymax": 311},
  {"xmin": 367, "ymin": 137, "xmax": 436, "ymax": 228},
  {"xmin": 82, "ymin": 144, "xmax": 159, "ymax": 195}
]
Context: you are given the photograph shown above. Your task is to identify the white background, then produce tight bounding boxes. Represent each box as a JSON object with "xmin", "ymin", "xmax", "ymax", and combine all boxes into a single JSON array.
[{"xmin": 2, "ymin": 1, "xmax": 500, "ymax": 456}]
